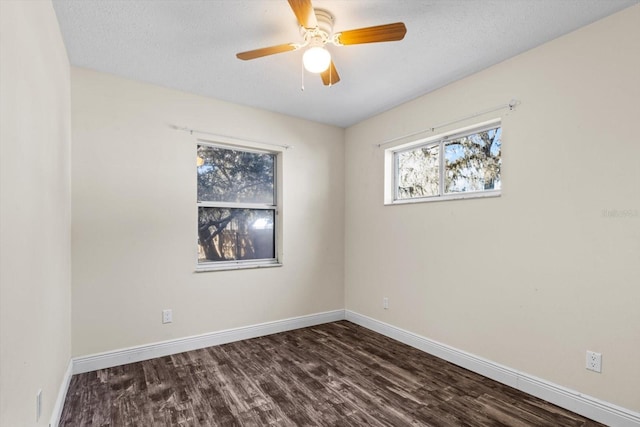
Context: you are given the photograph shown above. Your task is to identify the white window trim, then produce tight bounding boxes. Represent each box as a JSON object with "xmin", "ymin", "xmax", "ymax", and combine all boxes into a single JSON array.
[
  {"xmin": 384, "ymin": 119, "xmax": 502, "ymax": 205},
  {"xmin": 195, "ymin": 138, "xmax": 283, "ymax": 272}
]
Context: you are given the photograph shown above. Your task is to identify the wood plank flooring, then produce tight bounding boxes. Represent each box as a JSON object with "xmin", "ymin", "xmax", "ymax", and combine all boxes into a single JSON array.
[{"xmin": 60, "ymin": 321, "xmax": 604, "ymax": 426}]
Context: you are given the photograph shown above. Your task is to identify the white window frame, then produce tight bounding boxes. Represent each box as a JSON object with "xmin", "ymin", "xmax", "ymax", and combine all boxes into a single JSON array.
[
  {"xmin": 195, "ymin": 138, "xmax": 283, "ymax": 272},
  {"xmin": 384, "ymin": 119, "xmax": 502, "ymax": 205}
]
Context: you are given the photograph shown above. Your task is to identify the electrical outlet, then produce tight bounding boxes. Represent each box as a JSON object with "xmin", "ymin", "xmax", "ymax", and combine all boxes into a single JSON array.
[
  {"xmin": 162, "ymin": 309, "xmax": 173, "ymax": 324},
  {"xmin": 36, "ymin": 389, "xmax": 42, "ymax": 421},
  {"xmin": 383, "ymin": 297, "xmax": 389, "ymax": 310},
  {"xmin": 586, "ymin": 350, "xmax": 602, "ymax": 373}
]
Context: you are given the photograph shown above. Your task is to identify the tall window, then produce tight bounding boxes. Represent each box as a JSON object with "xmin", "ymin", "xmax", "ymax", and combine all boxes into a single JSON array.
[
  {"xmin": 386, "ymin": 121, "xmax": 502, "ymax": 204},
  {"xmin": 197, "ymin": 142, "xmax": 280, "ymax": 270}
]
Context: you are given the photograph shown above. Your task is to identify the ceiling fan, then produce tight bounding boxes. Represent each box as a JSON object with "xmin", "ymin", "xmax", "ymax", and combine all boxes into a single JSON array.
[{"xmin": 236, "ymin": 0, "xmax": 407, "ymax": 86}]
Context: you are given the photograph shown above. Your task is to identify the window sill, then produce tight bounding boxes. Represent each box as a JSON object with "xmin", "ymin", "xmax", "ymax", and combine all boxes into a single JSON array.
[
  {"xmin": 385, "ymin": 190, "xmax": 501, "ymax": 206},
  {"xmin": 195, "ymin": 262, "xmax": 283, "ymax": 273}
]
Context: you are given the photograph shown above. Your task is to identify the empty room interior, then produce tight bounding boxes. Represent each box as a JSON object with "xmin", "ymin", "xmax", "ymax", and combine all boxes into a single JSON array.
[{"xmin": 1, "ymin": 0, "xmax": 639, "ymax": 426}]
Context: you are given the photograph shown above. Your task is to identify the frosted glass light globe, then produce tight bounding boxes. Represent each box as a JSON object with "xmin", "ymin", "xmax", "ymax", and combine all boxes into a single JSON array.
[{"xmin": 303, "ymin": 47, "xmax": 331, "ymax": 73}]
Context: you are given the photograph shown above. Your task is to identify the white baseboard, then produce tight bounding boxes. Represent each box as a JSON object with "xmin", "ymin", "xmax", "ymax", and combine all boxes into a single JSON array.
[
  {"xmin": 65, "ymin": 308, "xmax": 638, "ymax": 427},
  {"xmin": 72, "ymin": 309, "xmax": 345, "ymax": 374},
  {"xmin": 49, "ymin": 359, "xmax": 73, "ymax": 427},
  {"xmin": 345, "ymin": 310, "xmax": 640, "ymax": 427}
]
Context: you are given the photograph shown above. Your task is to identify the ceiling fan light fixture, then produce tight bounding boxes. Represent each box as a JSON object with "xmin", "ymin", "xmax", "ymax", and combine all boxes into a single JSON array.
[
  {"xmin": 236, "ymin": 1, "xmax": 406, "ymax": 86},
  {"xmin": 302, "ymin": 46, "xmax": 331, "ymax": 73}
]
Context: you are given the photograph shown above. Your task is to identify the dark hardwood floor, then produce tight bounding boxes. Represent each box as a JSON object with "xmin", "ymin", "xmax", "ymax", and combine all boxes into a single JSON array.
[{"xmin": 60, "ymin": 321, "xmax": 604, "ymax": 426}]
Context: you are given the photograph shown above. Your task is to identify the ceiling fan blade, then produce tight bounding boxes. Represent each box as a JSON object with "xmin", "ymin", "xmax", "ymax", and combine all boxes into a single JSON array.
[
  {"xmin": 320, "ymin": 61, "xmax": 340, "ymax": 86},
  {"xmin": 236, "ymin": 44, "xmax": 298, "ymax": 60},
  {"xmin": 335, "ymin": 22, "xmax": 407, "ymax": 45},
  {"xmin": 287, "ymin": 0, "xmax": 318, "ymax": 29}
]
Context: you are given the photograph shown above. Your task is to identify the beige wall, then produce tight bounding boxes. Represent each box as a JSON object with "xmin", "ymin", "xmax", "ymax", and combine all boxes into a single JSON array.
[
  {"xmin": 345, "ymin": 5, "xmax": 640, "ymax": 412},
  {"xmin": 70, "ymin": 68, "xmax": 345, "ymax": 356},
  {"xmin": 0, "ymin": 1, "xmax": 72, "ymax": 425},
  {"xmin": 3, "ymin": 1, "xmax": 636, "ymax": 422}
]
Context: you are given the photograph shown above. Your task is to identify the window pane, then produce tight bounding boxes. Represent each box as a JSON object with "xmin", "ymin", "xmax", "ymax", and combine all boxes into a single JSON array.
[
  {"xmin": 445, "ymin": 127, "xmax": 501, "ymax": 193},
  {"xmin": 396, "ymin": 144, "xmax": 440, "ymax": 199},
  {"xmin": 198, "ymin": 208, "xmax": 275, "ymax": 263},
  {"xmin": 197, "ymin": 145, "xmax": 275, "ymax": 204}
]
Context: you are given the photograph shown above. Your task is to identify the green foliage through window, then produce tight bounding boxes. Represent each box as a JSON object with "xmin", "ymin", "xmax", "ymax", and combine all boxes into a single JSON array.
[
  {"xmin": 197, "ymin": 145, "xmax": 274, "ymax": 204},
  {"xmin": 394, "ymin": 124, "xmax": 501, "ymax": 201},
  {"xmin": 197, "ymin": 144, "xmax": 277, "ymax": 266}
]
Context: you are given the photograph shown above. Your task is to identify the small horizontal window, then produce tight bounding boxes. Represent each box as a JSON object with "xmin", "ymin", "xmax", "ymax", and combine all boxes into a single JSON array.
[{"xmin": 386, "ymin": 121, "xmax": 502, "ymax": 205}]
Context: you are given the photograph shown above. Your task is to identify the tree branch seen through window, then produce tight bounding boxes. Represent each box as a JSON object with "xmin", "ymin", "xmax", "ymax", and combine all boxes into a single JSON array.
[
  {"xmin": 197, "ymin": 144, "xmax": 277, "ymax": 267},
  {"xmin": 392, "ymin": 124, "xmax": 502, "ymax": 202}
]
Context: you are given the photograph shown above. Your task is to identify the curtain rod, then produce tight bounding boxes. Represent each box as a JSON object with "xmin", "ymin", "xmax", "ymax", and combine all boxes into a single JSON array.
[
  {"xmin": 376, "ymin": 99, "xmax": 519, "ymax": 148},
  {"xmin": 172, "ymin": 125, "xmax": 293, "ymax": 150}
]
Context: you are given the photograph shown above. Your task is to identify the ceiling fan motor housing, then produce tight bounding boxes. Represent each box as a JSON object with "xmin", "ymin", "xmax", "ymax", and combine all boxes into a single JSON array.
[
  {"xmin": 314, "ymin": 9, "xmax": 334, "ymax": 35},
  {"xmin": 300, "ymin": 8, "xmax": 334, "ymax": 46}
]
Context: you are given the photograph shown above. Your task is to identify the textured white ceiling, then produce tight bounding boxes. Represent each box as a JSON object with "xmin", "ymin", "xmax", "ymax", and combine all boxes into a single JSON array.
[{"xmin": 52, "ymin": 0, "xmax": 638, "ymax": 128}]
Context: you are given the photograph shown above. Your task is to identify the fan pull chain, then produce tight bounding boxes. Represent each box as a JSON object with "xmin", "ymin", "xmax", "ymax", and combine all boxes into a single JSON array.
[{"xmin": 301, "ymin": 59, "xmax": 305, "ymax": 91}]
